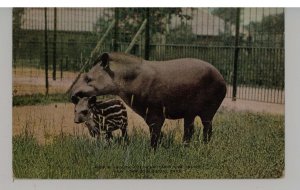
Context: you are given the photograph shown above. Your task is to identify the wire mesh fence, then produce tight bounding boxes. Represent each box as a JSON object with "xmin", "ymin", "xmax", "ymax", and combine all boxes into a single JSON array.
[{"xmin": 12, "ymin": 8, "xmax": 285, "ymax": 104}]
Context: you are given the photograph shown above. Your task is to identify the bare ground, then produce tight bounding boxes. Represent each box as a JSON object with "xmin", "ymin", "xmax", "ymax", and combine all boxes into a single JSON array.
[
  {"xmin": 13, "ymin": 67, "xmax": 78, "ymax": 95},
  {"xmin": 221, "ymin": 97, "xmax": 284, "ymax": 115}
]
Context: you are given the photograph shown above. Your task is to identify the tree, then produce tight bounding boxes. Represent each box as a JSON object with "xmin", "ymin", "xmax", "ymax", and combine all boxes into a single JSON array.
[
  {"xmin": 93, "ymin": 8, "xmax": 192, "ymax": 43},
  {"xmin": 211, "ymin": 8, "xmax": 237, "ymax": 24},
  {"xmin": 246, "ymin": 13, "xmax": 284, "ymax": 47},
  {"xmin": 166, "ymin": 24, "xmax": 196, "ymax": 44},
  {"xmin": 211, "ymin": 8, "xmax": 238, "ymax": 35},
  {"xmin": 247, "ymin": 13, "xmax": 284, "ymax": 34},
  {"xmin": 119, "ymin": 8, "xmax": 191, "ymax": 40},
  {"xmin": 211, "ymin": 8, "xmax": 239, "ymax": 45}
]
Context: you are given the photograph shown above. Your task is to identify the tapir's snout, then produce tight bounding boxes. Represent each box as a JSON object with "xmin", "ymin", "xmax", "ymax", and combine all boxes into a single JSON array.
[
  {"xmin": 74, "ymin": 119, "xmax": 80, "ymax": 124},
  {"xmin": 74, "ymin": 116, "xmax": 83, "ymax": 124},
  {"xmin": 71, "ymin": 91, "xmax": 83, "ymax": 99}
]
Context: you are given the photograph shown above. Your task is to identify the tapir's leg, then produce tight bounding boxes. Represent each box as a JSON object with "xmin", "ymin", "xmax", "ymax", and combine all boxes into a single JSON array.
[
  {"xmin": 105, "ymin": 131, "xmax": 113, "ymax": 141},
  {"xmin": 121, "ymin": 127, "xmax": 127, "ymax": 138},
  {"xmin": 145, "ymin": 110, "xmax": 165, "ymax": 149},
  {"xmin": 199, "ymin": 108, "xmax": 217, "ymax": 143},
  {"xmin": 202, "ymin": 120, "xmax": 212, "ymax": 143},
  {"xmin": 183, "ymin": 116, "xmax": 196, "ymax": 144},
  {"xmin": 121, "ymin": 126, "xmax": 129, "ymax": 144}
]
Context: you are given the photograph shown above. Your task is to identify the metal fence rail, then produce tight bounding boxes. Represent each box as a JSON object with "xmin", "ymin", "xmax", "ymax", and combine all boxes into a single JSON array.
[{"xmin": 13, "ymin": 8, "xmax": 285, "ymax": 104}]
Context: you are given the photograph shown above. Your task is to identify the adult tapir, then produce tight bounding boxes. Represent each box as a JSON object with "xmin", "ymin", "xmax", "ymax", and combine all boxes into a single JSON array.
[{"xmin": 71, "ymin": 52, "xmax": 227, "ymax": 148}]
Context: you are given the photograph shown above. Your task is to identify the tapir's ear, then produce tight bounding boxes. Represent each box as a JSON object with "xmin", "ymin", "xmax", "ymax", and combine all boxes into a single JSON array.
[
  {"xmin": 88, "ymin": 96, "xmax": 97, "ymax": 105},
  {"xmin": 71, "ymin": 96, "xmax": 79, "ymax": 104},
  {"xmin": 99, "ymin": 52, "xmax": 114, "ymax": 78},
  {"xmin": 99, "ymin": 53, "xmax": 109, "ymax": 69}
]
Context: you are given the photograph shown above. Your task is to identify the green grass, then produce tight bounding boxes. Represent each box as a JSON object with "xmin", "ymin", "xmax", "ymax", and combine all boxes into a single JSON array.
[
  {"xmin": 13, "ymin": 93, "xmax": 70, "ymax": 106},
  {"xmin": 13, "ymin": 110, "xmax": 284, "ymax": 179}
]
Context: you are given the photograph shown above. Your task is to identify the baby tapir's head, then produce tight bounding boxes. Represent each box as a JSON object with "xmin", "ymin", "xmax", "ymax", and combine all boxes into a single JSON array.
[{"xmin": 71, "ymin": 96, "xmax": 97, "ymax": 123}]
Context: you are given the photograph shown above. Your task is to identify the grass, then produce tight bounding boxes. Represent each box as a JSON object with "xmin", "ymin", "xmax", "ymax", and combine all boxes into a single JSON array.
[
  {"xmin": 13, "ymin": 93, "xmax": 118, "ymax": 106},
  {"xmin": 13, "ymin": 110, "xmax": 284, "ymax": 179},
  {"xmin": 13, "ymin": 93, "xmax": 70, "ymax": 106}
]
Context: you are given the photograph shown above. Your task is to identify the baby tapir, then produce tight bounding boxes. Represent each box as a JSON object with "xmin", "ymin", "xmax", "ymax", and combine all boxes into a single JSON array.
[{"xmin": 72, "ymin": 96, "xmax": 128, "ymax": 141}]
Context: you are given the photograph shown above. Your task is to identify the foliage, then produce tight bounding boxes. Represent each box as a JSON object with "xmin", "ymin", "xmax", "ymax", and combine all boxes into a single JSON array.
[
  {"xmin": 13, "ymin": 8, "xmax": 25, "ymax": 63},
  {"xmin": 246, "ymin": 13, "xmax": 284, "ymax": 47},
  {"xmin": 212, "ymin": 8, "xmax": 284, "ymax": 47},
  {"xmin": 166, "ymin": 24, "xmax": 196, "ymax": 44},
  {"xmin": 211, "ymin": 8, "xmax": 238, "ymax": 40},
  {"xmin": 211, "ymin": 8, "xmax": 237, "ymax": 24},
  {"xmin": 247, "ymin": 13, "xmax": 284, "ymax": 34},
  {"xmin": 13, "ymin": 110, "xmax": 284, "ymax": 179},
  {"xmin": 93, "ymin": 8, "xmax": 192, "ymax": 43}
]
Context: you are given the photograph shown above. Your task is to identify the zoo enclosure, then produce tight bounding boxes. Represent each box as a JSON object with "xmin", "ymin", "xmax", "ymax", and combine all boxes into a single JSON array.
[{"xmin": 13, "ymin": 8, "xmax": 285, "ymax": 104}]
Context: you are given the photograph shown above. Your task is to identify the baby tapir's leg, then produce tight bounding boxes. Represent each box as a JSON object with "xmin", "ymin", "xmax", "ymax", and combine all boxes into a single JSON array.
[{"xmin": 105, "ymin": 131, "xmax": 113, "ymax": 141}]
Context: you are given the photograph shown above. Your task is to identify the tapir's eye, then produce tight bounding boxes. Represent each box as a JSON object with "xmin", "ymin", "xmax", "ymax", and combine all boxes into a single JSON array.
[
  {"xmin": 81, "ymin": 110, "xmax": 89, "ymax": 115},
  {"xmin": 85, "ymin": 76, "xmax": 92, "ymax": 83}
]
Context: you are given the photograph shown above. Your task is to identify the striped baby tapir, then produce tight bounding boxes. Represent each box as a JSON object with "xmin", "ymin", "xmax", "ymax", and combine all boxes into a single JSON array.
[{"xmin": 71, "ymin": 96, "xmax": 128, "ymax": 141}]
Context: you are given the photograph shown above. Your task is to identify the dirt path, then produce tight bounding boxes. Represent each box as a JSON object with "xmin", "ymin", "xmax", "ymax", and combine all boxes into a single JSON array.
[
  {"xmin": 13, "ymin": 68, "xmax": 78, "ymax": 95},
  {"xmin": 221, "ymin": 98, "xmax": 284, "ymax": 115}
]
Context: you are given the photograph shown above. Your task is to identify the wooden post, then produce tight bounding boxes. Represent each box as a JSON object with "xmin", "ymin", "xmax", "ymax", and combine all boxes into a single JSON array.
[
  {"xmin": 91, "ymin": 19, "xmax": 116, "ymax": 61},
  {"xmin": 44, "ymin": 8, "xmax": 49, "ymax": 95},
  {"xmin": 125, "ymin": 19, "xmax": 147, "ymax": 54}
]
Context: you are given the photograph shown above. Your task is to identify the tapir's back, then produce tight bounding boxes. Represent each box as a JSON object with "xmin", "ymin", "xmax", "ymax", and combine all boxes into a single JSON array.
[
  {"xmin": 145, "ymin": 58, "xmax": 225, "ymax": 97},
  {"xmin": 143, "ymin": 58, "xmax": 226, "ymax": 119}
]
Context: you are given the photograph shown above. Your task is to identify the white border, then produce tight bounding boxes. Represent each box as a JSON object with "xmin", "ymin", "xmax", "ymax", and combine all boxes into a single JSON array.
[
  {"xmin": 0, "ymin": 7, "xmax": 13, "ymax": 188},
  {"xmin": 285, "ymin": 8, "xmax": 300, "ymax": 187},
  {"xmin": 1, "ymin": 7, "xmax": 300, "ymax": 190}
]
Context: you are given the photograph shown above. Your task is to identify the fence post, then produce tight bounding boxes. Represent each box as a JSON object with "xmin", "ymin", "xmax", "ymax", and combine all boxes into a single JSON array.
[
  {"xmin": 66, "ymin": 55, "xmax": 69, "ymax": 70},
  {"xmin": 232, "ymin": 8, "xmax": 241, "ymax": 101},
  {"xmin": 60, "ymin": 58, "xmax": 63, "ymax": 81},
  {"xmin": 44, "ymin": 8, "xmax": 49, "ymax": 95},
  {"xmin": 52, "ymin": 8, "xmax": 57, "ymax": 80},
  {"xmin": 144, "ymin": 8, "xmax": 150, "ymax": 60},
  {"xmin": 113, "ymin": 8, "xmax": 119, "ymax": 52}
]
